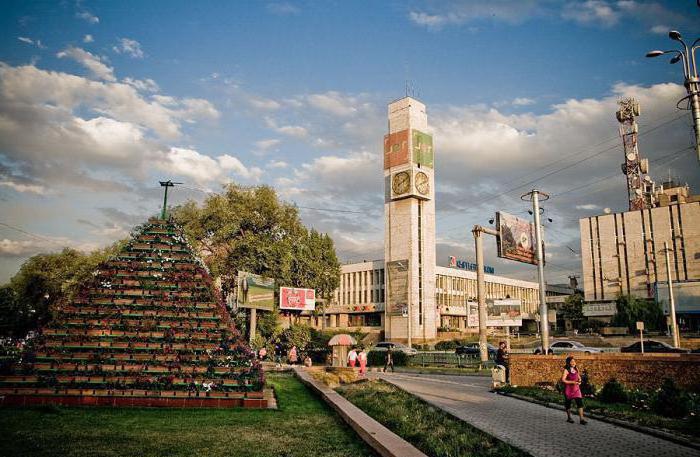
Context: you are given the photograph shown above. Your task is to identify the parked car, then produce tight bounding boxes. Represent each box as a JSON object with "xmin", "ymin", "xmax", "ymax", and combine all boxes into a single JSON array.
[
  {"xmin": 620, "ymin": 340, "xmax": 689, "ymax": 353},
  {"xmin": 371, "ymin": 342, "xmax": 418, "ymax": 355},
  {"xmin": 455, "ymin": 342, "xmax": 497, "ymax": 359},
  {"xmin": 534, "ymin": 340, "xmax": 602, "ymax": 354}
]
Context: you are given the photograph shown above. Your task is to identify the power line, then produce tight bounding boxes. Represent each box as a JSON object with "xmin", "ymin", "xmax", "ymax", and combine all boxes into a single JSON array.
[{"xmin": 0, "ymin": 222, "xmax": 65, "ymax": 246}]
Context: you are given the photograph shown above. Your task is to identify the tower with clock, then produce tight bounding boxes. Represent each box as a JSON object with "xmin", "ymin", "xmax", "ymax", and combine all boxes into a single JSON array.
[{"xmin": 383, "ymin": 97, "xmax": 437, "ymax": 343}]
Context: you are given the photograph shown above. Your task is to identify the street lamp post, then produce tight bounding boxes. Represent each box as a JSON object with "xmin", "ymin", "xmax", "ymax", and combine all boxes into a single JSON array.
[{"xmin": 647, "ymin": 31, "xmax": 700, "ymax": 162}]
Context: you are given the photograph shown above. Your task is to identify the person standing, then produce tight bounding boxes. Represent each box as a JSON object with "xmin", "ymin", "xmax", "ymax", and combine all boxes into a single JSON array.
[
  {"xmin": 274, "ymin": 340, "xmax": 283, "ymax": 367},
  {"xmin": 495, "ymin": 341, "xmax": 509, "ymax": 383},
  {"xmin": 258, "ymin": 346, "xmax": 267, "ymax": 361},
  {"xmin": 288, "ymin": 345, "xmax": 298, "ymax": 365},
  {"xmin": 347, "ymin": 347, "xmax": 358, "ymax": 368},
  {"xmin": 562, "ymin": 356, "xmax": 587, "ymax": 425},
  {"xmin": 384, "ymin": 346, "xmax": 394, "ymax": 373},
  {"xmin": 357, "ymin": 347, "xmax": 367, "ymax": 376}
]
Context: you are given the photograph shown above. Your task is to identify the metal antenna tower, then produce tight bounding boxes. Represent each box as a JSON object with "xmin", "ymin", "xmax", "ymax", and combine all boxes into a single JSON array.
[{"xmin": 616, "ymin": 98, "xmax": 655, "ymax": 210}]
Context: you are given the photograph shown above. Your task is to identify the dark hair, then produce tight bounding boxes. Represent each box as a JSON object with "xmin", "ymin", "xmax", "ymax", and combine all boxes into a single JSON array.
[
  {"xmin": 499, "ymin": 341, "xmax": 506, "ymax": 346},
  {"xmin": 564, "ymin": 356, "xmax": 576, "ymax": 373}
]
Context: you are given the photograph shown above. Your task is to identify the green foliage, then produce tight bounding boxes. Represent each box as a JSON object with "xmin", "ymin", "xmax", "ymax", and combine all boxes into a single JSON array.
[
  {"xmin": 561, "ymin": 293, "xmax": 584, "ymax": 322},
  {"xmin": 256, "ymin": 310, "xmax": 281, "ymax": 340},
  {"xmin": 612, "ymin": 295, "xmax": 665, "ymax": 332},
  {"xmin": 280, "ymin": 324, "xmax": 312, "ymax": 352},
  {"xmin": 367, "ymin": 350, "xmax": 409, "ymax": 367},
  {"xmin": 171, "ymin": 184, "xmax": 341, "ymax": 296},
  {"xmin": 1, "ymin": 242, "xmax": 125, "ymax": 337},
  {"xmin": 599, "ymin": 378, "xmax": 628, "ymax": 404},
  {"xmin": 652, "ymin": 378, "xmax": 689, "ymax": 418}
]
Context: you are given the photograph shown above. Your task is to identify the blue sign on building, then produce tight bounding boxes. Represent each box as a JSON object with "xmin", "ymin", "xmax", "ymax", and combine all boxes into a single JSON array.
[{"xmin": 449, "ymin": 256, "xmax": 495, "ymax": 274}]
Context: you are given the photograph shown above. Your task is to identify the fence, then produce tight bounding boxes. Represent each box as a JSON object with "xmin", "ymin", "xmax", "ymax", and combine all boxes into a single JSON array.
[{"xmin": 412, "ymin": 352, "xmax": 495, "ymax": 368}]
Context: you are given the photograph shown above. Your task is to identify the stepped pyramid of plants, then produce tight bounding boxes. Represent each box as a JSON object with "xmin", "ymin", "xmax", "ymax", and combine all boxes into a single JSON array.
[{"xmin": 0, "ymin": 217, "xmax": 266, "ymax": 408}]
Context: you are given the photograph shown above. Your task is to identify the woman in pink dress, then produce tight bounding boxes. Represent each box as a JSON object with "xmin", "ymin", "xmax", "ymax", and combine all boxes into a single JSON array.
[
  {"xmin": 357, "ymin": 348, "xmax": 367, "ymax": 376},
  {"xmin": 561, "ymin": 356, "xmax": 587, "ymax": 424}
]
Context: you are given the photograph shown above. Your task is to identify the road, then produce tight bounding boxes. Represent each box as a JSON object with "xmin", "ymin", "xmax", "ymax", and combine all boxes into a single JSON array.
[{"xmin": 378, "ymin": 372, "xmax": 699, "ymax": 457}]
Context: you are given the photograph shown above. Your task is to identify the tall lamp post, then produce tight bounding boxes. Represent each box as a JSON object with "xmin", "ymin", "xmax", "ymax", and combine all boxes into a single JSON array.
[{"xmin": 646, "ymin": 30, "xmax": 700, "ymax": 162}]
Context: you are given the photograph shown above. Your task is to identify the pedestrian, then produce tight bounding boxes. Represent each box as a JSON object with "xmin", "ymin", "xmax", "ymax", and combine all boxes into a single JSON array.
[
  {"xmin": 562, "ymin": 355, "xmax": 587, "ymax": 425},
  {"xmin": 347, "ymin": 347, "xmax": 358, "ymax": 367},
  {"xmin": 357, "ymin": 347, "xmax": 367, "ymax": 376},
  {"xmin": 274, "ymin": 340, "xmax": 283, "ymax": 367},
  {"xmin": 384, "ymin": 346, "xmax": 394, "ymax": 372},
  {"xmin": 258, "ymin": 346, "xmax": 267, "ymax": 361},
  {"xmin": 495, "ymin": 341, "xmax": 509, "ymax": 383},
  {"xmin": 288, "ymin": 345, "xmax": 298, "ymax": 365},
  {"xmin": 303, "ymin": 354, "xmax": 313, "ymax": 368}
]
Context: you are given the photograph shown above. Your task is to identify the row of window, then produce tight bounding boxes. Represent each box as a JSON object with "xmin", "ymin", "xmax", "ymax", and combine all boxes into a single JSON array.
[
  {"xmin": 435, "ymin": 274, "xmax": 539, "ymax": 314},
  {"xmin": 335, "ymin": 268, "xmax": 386, "ymax": 305}
]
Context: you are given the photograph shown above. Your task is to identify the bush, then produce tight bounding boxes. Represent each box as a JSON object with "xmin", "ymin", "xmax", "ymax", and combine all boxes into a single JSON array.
[
  {"xmin": 367, "ymin": 350, "xmax": 409, "ymax": 367},
  {"xmin": 652, "ymin": 378, "xmax": 689, "ymax": 418},
  {"xmin": 434, "ymin": 339, "xmax": 460, "ymax": 351},
  {"xmin": 599, "ymin": 378, "xmax": 628, "ymax": 404},
  {"xmin": 580, "ymin": 369, "xmax": 596, "ymax": 397}
]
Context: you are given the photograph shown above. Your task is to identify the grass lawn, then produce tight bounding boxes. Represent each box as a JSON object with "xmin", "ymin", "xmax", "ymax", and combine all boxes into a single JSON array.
[
  {"xmin": 501, "ymin": 386, "xmax": 700, "ymax": 440},
  {"xmin": 0, "ymin": 373, "xmax": 375, "ymax": 457},
  {"xmin": 337, "ymin": 380, "xmax": 528, "ymax": 457}
]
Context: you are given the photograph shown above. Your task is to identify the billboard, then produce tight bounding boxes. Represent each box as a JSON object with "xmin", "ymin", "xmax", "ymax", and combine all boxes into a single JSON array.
[
  {"xmin": 486, "ymin": 299, "xmax": 522, "ymax": 327},
  {"xmin": 386, "ymin": 259, "xmax": 409, "ymax": 316},
  {"xmin": 655, "ymin": 281, "xmax": 700, "ymax": 315},
  {"xmin": 497, "ymin": 211, "xmax": 538, "ymax": 265},
  {"xmin": 412, "ymin": 130, "xmax": 434, "ymax": 168},
  {"xmin": 280, "ymin": 287, "xmax": 316, "ymax": 311},
  {"xmin": 383, "ymin": 129, "xmax": 409, "ymax": 169},
  {"xmin": 582, "ymin": 301, "xmax": 617, "ymax": 317},
  {"xmin": 237, "ymin": 271, "xmax": 275, "ymax": 311}
]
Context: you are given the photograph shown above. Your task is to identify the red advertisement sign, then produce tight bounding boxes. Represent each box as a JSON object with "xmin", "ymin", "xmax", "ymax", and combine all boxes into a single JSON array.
[
  {"xmin": 279, "ymin": 287, "xmax": 316, "ymax": 311},
  {"xmin": 383, "ymin": 129, "xmax": 409, "ymax": 169}
]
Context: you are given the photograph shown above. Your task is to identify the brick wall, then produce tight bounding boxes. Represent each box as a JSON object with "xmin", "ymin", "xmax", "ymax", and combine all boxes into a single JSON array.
[{"xmin": 510, "ymin": 353, "xmax": 700, "ymax": 392}]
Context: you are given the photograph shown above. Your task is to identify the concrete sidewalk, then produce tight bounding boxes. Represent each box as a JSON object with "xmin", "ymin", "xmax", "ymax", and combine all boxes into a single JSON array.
[{"xmin": 380, "ymin": 373, "xmax": 699, "ymax": 457}]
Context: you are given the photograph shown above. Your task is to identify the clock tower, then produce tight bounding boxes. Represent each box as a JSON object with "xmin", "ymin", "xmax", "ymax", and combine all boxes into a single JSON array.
[{"xmin": 384, "ymin": 97, "xmax": 437, "ymax": 343}]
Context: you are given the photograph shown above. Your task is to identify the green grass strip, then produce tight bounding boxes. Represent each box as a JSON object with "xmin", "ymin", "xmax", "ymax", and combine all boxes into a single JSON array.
[{"xmin": 337, "ymin": 380, "xmax": 528, "ymax": 457}]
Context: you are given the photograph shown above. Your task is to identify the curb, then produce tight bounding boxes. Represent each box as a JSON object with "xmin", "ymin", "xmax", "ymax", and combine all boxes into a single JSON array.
[
  {"xmin": 292, "ymin": 367, "xmax": 427, "ymax": 457},
  {"xmin": 496, "ymin": 391, "xmax": 700, "ymax": 451}
]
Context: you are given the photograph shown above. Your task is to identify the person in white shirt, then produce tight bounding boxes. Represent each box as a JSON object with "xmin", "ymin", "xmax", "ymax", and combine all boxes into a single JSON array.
[{"xmin": 347, "ymin": 348, "xmax": 358, "ymax": 367}]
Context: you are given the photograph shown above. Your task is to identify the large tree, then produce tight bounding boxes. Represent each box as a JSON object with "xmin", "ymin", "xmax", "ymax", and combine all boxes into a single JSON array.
[{"xmin": 172, "ymin": 183, "xmax": 341, "ymax": 298}]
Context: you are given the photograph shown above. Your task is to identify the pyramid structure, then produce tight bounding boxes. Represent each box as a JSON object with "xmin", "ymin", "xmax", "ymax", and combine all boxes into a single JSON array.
[{"xmin": 0, "ymin": 218, "xmax": 267, "ymax": 408}]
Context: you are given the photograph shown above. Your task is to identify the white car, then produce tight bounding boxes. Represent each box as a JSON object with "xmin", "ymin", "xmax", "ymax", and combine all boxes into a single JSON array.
[
  {"xmin": 535, "ymin": 340, "xmax": 601, "ymax": 354},
  {"xmin": 372, "ymin": 342, "xmax": 418, "ymax": 355}
]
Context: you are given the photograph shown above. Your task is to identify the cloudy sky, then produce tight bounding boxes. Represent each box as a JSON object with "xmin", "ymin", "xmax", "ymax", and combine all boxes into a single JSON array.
[{"xmin": 1, "ymin": 1, "xmax": 699, "ymax": 285}]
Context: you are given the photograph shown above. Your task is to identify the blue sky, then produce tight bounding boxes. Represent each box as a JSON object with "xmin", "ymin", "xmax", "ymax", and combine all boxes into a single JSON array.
[{"xmin": 1, "ymin": 0, "xmax": 699, "ymax": 284}]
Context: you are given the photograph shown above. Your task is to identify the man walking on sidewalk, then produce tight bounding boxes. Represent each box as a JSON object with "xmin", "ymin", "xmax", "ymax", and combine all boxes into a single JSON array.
[{"xmin": 384, "ymin": 346, "xmax": 395, "ymax": 372}]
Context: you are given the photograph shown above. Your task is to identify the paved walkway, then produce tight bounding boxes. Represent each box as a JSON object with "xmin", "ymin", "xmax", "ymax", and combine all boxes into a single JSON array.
[{"xmin": 379, "ymin": 373, "xmax": 699, "ymax": 457}]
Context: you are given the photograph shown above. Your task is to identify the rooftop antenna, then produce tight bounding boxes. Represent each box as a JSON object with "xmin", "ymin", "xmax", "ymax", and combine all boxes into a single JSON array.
[{"xmin": 159, "ymin": 180, "xmax": 182, "ymax": 219}]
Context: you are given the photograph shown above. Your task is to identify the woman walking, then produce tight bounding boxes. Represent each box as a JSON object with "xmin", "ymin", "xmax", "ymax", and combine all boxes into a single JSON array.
[
  {"xmin": 357, "ymin": 347, "xmax": 368, "ymax": 376},
  {"xmin": 561, "ymin": 355, "xmax": 587, "ymax": 425}
]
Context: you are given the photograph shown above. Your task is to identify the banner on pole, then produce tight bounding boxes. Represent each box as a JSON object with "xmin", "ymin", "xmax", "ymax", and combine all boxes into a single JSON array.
[
  {"xmin": 387, "ymin": 259, "xmax": 409, "ymax": 316},
  {"xmin": 496, "ymin": 211, "xmax": 539, "ymax": 265},
  {"xmin": 236, "ymin": 271, "xmax": 275, "ymax": 311}
]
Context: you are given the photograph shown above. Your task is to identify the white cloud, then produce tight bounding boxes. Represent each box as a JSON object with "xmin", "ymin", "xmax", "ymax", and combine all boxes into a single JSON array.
[
  {"xmin": 512, "ymin": 97, "xmax": 536, "ymax": 106},
  {"xmin": 56, "ymin": 46, "xmax": 116, "ymax": 82},
  {"xmin": 650, "ymin": 25, "xmax": 668, "ymax": 35},
  {"xmin": 76, "ymin": 11, "xmax": 99, "ymax": 24},
  {"xmin": 307, "ymin": 91, "xmax": 358, "ymax": 117},
  {"xmin": 267, "ymin": 160, "xmax": 288, "ymax": 169},
  {"xmin": 408, "ymin": 1, "xmax": 542, "ymax": 29},
  {"xmin": 255, "ymin": 139, "xmax": 281, "ymax": 151},
  {"xmin": 0, "ymin": 236, "xmax": 97, "ymax": 258},
  {"xmin": 18, "ymin": 37, "xmax": 33, "ymax": 45},
  {"xmin": 155, "ymin": 147, "xmax": 262, "ymax": 185},
  {"xmin": 248, "ymin": 96, "xmax": 281, "ymax": 111},
  {"xmin": 83, "ymin": 34, "xmax": 94, "ymax": 43},
  {"xmin": 0, "ymin": 180, "xmax": 48, "ymax": 195},
  {"xmin": 575, "ymin": 204, "xmax": 599, "ymax": 210},
  {"xmin": 562, "ymin": 1, "xmax": 620, "ymax": 27},
  {"xmin": 266, "ymin": 2, "xmax": 300, "ymax": 15},
  {"xmin": 113, "ymin": 38, "xmax": 144, "ymax": 59},
  {"xmin": 122, "ymin": 77, "xmax": 159, "ymax": 93}
]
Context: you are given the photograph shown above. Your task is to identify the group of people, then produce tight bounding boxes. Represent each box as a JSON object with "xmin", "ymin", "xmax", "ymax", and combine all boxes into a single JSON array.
[
  {"xmin": 257, "ymin": 342, "xmax": 312, "ymax": 367},
  {"xmin": 494, "ymin": 340, "xmax": 587, "ymax": 425},
  {"xmin": 346, "ymin": 347, "xmax": 368, "ymax": 375}
]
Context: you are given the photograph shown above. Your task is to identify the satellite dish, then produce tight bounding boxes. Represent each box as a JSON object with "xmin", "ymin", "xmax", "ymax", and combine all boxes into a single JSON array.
[
  {"xmin": 604, "ymin": 208, "xmax": 612, "ymax": 214},
  {"xmin": 626, "ymin": 153, "xmax": 636, "ymax": 162}
]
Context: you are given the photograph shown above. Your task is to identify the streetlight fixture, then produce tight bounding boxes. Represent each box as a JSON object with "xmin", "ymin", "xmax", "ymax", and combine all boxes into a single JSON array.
[{"xmin": 647, "ymin": 30, "xmax": 700, "ymax": 162}]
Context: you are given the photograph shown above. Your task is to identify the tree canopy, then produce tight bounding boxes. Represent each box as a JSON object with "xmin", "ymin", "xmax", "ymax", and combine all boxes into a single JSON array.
[{"xmin": 171, "ymin": 184, "xmax": 340, "ymax": 297}]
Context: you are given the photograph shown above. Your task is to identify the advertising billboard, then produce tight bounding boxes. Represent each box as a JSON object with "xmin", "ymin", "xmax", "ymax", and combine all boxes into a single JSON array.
[
  {"xmin": 279, "ymin": 287, "xmax": 316, "ymax": 311},
  {"xmin": 237, "ymin": 271, "xmax": 275, "ymax": 311},
  {"xmin": 486, "ymin": 299, "xmax": 522, "ymax": 327},
  {"xmin": 383, "ymin": 129, "xmax": 409, "ymax": 169},
  {"xmin": 496, "ymin": 211, "xmax": 538, "ymax": 265},
  {"xmin": 386, "ymin": 259, "xmax": 409, "ymax": 316},
  {"xmin": 412, "ymin": 130, "xmax": 434, "ymax": 168}
]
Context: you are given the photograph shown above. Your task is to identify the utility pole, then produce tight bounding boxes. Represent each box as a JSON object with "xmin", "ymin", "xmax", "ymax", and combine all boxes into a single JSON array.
[
  {"xmin": 473, "ymin": 224, "xmax": 499, "ymax": 364},
  {"xmin": 522, "ymin": 190, "xmax": 550, "ymax": 354},
  {"xmin": 663, "ymin": 242, "xmax": 681, "ymax": 348},
  {"xmin": 159, "ymin": 180, "xmax": 182, "ymax": 219}
]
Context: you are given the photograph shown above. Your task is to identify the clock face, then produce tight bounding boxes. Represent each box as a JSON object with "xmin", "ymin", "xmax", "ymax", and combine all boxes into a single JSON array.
[
  {"xmin": 392, "ymin": 171, "xmax": 411, "ymax": 195},
  {"xmin": 415, "ymin": 172, "xmax": 429, "ymax": 195}
]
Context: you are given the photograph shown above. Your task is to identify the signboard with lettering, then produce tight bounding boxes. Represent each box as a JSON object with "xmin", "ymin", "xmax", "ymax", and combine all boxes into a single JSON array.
[
  {"xmin": 582, "ymin": 302, "xmax": 617, "ymax": 317},
  {"xmin": 487, "ymin": 299, "xmax": 522, "ymax": 327},
  {"xmin": 279, "ymin": 287, "xmax": 316, "ymax": 311},
  {"xmin": 387, "ymin": 259, "xmax": 409, "ymax": 316},
  {"xmin": 236, "ymin": 271, "xmax": 275, "ymax": 311},
  {"xmin": 448, "ymin": 256, "xmax": 495, "ymax": 274},
  {"xmin": 496, "ymin": 211, "xmax": 538, "ymax": 265}
]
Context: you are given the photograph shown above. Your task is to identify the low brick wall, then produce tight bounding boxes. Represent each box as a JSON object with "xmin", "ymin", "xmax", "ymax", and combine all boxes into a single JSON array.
[{"xmin": 510, "ymin": 353, "xmax": 700, "ymax": 392}]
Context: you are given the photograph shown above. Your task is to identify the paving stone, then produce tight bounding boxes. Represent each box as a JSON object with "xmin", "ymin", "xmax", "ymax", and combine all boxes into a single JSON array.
[{"xmin": 380, "ymin": 373, "xmax": 699, "ymax": 457}]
